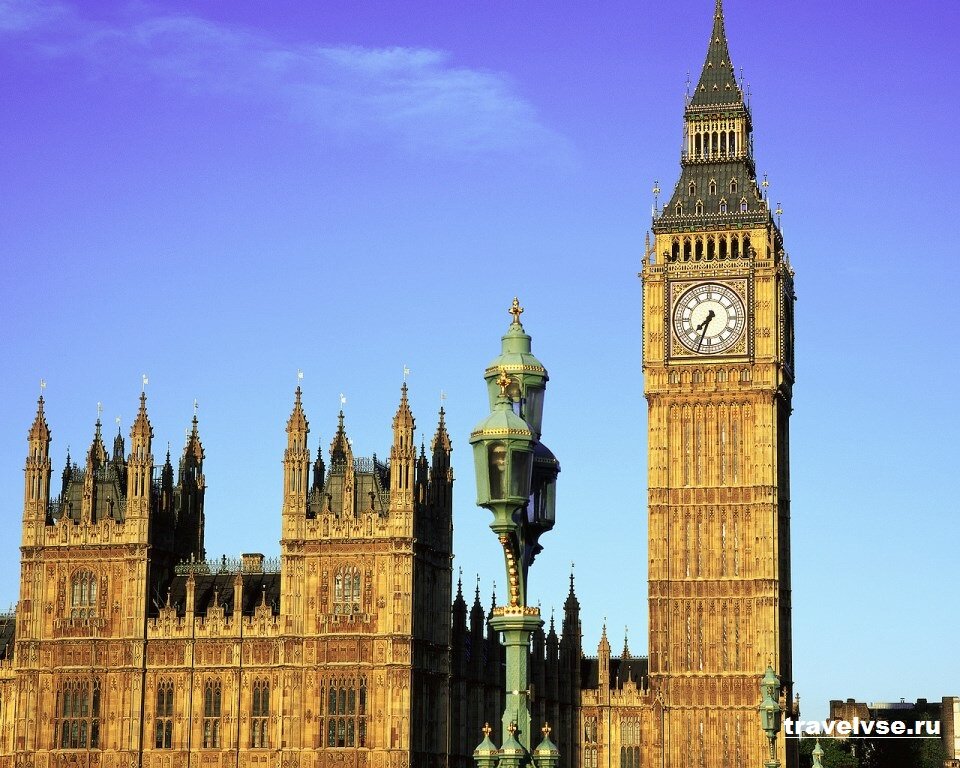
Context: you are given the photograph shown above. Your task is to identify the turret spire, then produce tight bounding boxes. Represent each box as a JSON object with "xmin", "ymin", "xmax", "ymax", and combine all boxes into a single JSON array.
[{"xmin": 689, "ymin": 0, "xmax": 742, "ymax": 108}]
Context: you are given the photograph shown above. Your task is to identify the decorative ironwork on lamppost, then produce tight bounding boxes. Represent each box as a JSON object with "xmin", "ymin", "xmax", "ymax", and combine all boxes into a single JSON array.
[
  {"xmin": 470, "ymin": 299, "xmax": 560, "ymax": 768},
  {"xmin": 759, "ymin": 666, "xmax": 784, "ymax": 768}
]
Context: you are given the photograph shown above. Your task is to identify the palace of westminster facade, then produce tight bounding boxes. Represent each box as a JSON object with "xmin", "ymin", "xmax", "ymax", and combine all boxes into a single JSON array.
[{"xmin": 0, "ymin": 2, "xmax": 798, "ymax": 767}]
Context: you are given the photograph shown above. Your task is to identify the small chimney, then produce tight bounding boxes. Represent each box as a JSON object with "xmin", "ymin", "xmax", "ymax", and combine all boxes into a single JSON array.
[{"xmin": 242, "ymin": 553, "xmax": 265, "ymax": 573}]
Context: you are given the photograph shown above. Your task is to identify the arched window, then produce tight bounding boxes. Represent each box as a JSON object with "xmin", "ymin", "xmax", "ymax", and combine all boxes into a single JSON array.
[
  {"xmin": 202, "ymin": 680, "xmax": 222, "ymax": 748},
  {"xmin": 55, "ymin": 679, "xmax": 101, "ymax": 749},
  {"xmin": 683, "ymin": 238, "xmax": 692, "ymax": 261},
  {"xmin": 584, "ymin": 747, "xmax": 599, "ymax": 768},
  {"xmin": 322, "ymin": 676, "xmax": 367, "ymax": 748},
  {"xmin": 743, "ymin": 235, "xmax": 752, "ymax": 256},
  {"xmin": 71, "ymin": 571, "xmax": 98, "ymax": 619},
  {"xmin": 709, "ymin": 180, "xmax": 717, "ymax": 196},
  {"xmin": 334, "ymin": 566, "xmax": 362, "ymax": 615},
  {"xmin": 719, "ymin": 237, "xmax": 728, "ymax": 259},
  {"xmin": 675, "ymin": 202, "xmax": 683, "ymax": 216},
  {"xmin": 695, "ymin": 238, "xmax": 704, "ymax": 260},
  {"xmin": 730, "ymin": 178, "xmax": 738, "ymax": 194},
  {"xmin": 740, "ymin": 197, "xmax": 748, "ymax": 212},
  {"xmin": 155, "ymin": 679, "xmax": 174, "ymax": 749},
  {"xmin": 688, "ymin": 181, "xmax": 696, "ymax": 196},
  {"xmin": 695, "ymin": 201, "xmax": 704, "ymax": 216},
  {"xmin": 731, "ymin": 236, "xmax": 740, "ymax": 258},
  {"xmin": 251, "ymin": 679, "xmax": 270, "ymax": 748},
  {"xmin": 671, "ymin": 240, "xmax": 680, "ymax": 262},
  {"xmin": 706, "ymin": 238, "xmax": 716, "ymax": 260}
]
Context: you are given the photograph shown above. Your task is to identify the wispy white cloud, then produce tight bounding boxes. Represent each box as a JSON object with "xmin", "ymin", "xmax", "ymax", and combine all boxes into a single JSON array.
[{"xmin": 1, "ymin": 1, "xmax": 568, "ymax": 158}]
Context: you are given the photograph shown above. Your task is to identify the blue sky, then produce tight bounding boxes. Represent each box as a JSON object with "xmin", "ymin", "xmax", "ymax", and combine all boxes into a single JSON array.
[{"xmin": 1, "ymin": 0, "xmax": 958, "ymax": 722}]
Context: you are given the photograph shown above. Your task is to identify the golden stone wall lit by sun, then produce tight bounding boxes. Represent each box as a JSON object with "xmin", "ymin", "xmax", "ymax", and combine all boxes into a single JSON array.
[
  {"xmin": 0, "ymin": 384, "xmax": 457, "ymax": 768},
  {"xmin": 640, "ymin": 0, "xmax": 797, "ymax": 765}
]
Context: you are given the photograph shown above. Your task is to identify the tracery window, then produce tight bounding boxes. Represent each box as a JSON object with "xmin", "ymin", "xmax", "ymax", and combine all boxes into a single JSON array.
[
  {"xmin": 620, "ymin": 716, "xmax": 641, "ymax": 767},
  {"xmin": 251, "ymin": 679, "xmax": 270, "ymax": 748},
  {"xmin": 202, "ymin": 680, "xmax": 222, "ymax": 748},
  {"xmin": 54, "ymin": 678, "xmax": 101, "ymax": 749},
  {"xmin": 321, "ymin": 675, "xmax": 367, "ymax": 748},
  {"xmin": 333, "ymin": 566, "xmax": 362, "ymax": 614},
  {"xmin": 584, "ymin": 747, "xmax": 599, "ymax": 768},
  {"xmin": 155, "ymin": 678, "xmax": 174, "ymax": 749},
  {"xmin": 584, "ymin": 716, "xmax": 598, "ymax": 743},
  {"xmin": 70, "ymin": 571, "xmax": 98, "ymax": 619}
]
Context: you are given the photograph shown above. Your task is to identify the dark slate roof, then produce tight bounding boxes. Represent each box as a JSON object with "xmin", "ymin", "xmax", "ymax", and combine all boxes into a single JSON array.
[
  {"xmin": 0, "ymin": 614, "xmax": 15, "ymax": 661},
  {"xmin": 689, "ymin": 0, "xmax": 743, "ymax": 109},
  {"xmin": 658, "ymin": 160, "xmax": 768, "ymax": 233},
  {"xmin": 580, "ymin": 656, "xmax": 649, "ymax": 689},
  {"xmin": 156, "ymin": 573, "xmax": 281, "ymax": 618}
]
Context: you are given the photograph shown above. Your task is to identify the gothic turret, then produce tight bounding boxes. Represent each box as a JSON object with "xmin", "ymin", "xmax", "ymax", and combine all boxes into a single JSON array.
[
  {"xmin": 24, "ymin": 396, "xmax": 52, "ymax": 532},
  {"xmin": 390, "ymin": 383, "xmax": 415, "ymax": 510},
  {"xmin": 176, "ymin": 414, "xmax": 206, "ymax": 562},
  {"xmin": 655, "ymin": 0, "xmax": 783, "ymax": 264},
  {"xmin": 282, "ymin": 387, "xmax": 310, "ymax": 521},
  {"xmin": 127, "ymin": 393, "xmax": 153, "ymax": 509}
]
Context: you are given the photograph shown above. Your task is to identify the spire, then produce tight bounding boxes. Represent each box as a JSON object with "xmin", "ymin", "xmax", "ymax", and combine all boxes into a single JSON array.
[
  {"xmin": 689, "ymin": 0, "xmax": 743, "ymax": 108},
  {"xmin": 599, "ymin": 622, "xmax": 611, "ymax": 655},
  {"xmin": 184, "ymin": 414, "xmax": 205, "ymax": 464},
  {"xmin": 431, "ymin": 406, "xmax": 452, "ymax": 456},
  {"xmin": 390, "ymin": 383, "xmax": 416, "ymax": 507},
  {"xmin": 329, "ymin": 410, "xmax": 352, "ymax": 465},
  {"xmin": 622, "ymin": 626, "xmax": 631, "ymax": 659},
  {"xmin": 130, "ymin": 392, "xmax": 153, "ymax": 452},
  {"xmin": 286, "ymin": 386, "xmax": 308, "ymax": 435},
  {"xmin": 87, "ymin": 418, "xmax": 107, "ymax": 469},
  {"xmin": 28, "ymin": 395, "xmax": 50, "ymax": 445},
  {"xmin": 112, "ymin": 426, "xmax": 125, "ymax": 463}
]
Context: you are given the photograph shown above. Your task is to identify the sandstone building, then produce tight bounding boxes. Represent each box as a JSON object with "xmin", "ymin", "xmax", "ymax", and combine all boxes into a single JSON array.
[{"xmin": 0, "ymin": 2, "xmax": 797, "ymax": 767}]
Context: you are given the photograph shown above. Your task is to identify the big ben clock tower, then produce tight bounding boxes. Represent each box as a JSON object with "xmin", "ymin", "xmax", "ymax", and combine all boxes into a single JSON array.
[{"xmin": 642, "ymin": 1, "xmax": 797, "ymax": 767}]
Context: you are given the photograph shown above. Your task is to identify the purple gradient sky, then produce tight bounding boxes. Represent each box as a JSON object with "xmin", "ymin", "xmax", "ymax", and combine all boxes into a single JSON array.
[{"xmin": 1, "ymin": 0, "xmax": 957, "ymax": 721}]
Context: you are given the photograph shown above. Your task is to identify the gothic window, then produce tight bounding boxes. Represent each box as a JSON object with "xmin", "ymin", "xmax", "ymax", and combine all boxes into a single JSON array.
[
  {"xmin": 695, "ymin": 201, "xmax": 704, "ymax": 216},
  {"xmin": 620, "ymin": 717, "xmax": 641, "ymax": 768},
  {"xmin": 719, "ymin": 199, "xmax": 728, "ymax": 214},
  {"xmin": 251, "ymin": 679, "xmax": 270, "ymax": 748},
  {"xmin": 202, "ymin": 680, "xmax": 222, "ymax": 748},
  {"xmin": 54, "ymin": 679, "xmax": 101, "ymax": 749},
  {"xmin": 688, "ymin": 181, "xmax": 696, "ymax": 196},
  {"xmin": 322, "ymin": 676, "xmax": 367, "ymax": 748},
  {"xmin": 675, "ymin": 202, "xmax": 683, "ymax": 216},
  {"xmin": 709, "ymin": 180, "xmax": 717, "ymax": 195},
  {"xmin": 70, "ymin": 571, "xmax": 98, "ymax": 619},
  {"xmin": 155, "ymin": 679, "xmax": 174, "ymax": 749},
  {"xmin": 583, "ymin": 716, "xmax": 598, "ymax": 744},
  {"xmin": 584, "ymin": 747, "xmax": 599, "ymax": 768},
  {"xmin": 671, "ymin": 240, "xmax": 680, "ymax": 261},
  {"xmin": 730, "ymin": 178, "xmax": 738, "ymax": 194},
  {"xmin": 333, "ymin": 566, "xmax": 362, "ymax": 615},
  {"xmin": 740, "ymin": 197, "xmax": 748, "ymax": 212}
]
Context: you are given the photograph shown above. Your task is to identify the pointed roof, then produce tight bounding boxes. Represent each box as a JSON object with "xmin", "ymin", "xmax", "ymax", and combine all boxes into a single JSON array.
[
  {"xmin": 130, "ymin": 392, "xmax": 153, "ymax": 444},
  {"xmin": 329, "ymin": 410, "xmax": 352, "ymax": 463},
  {"xmin": 184, "ymin": 415, "xmax": 205, "ymax": 463},
  {"xmin": 689, "ymin": 0, "xmax": 743, "ymax": 108},
  {"xmin": 28, "ymin": 396, "xmax": 50, "ymax": 444},
  {"xmin": 431, "ymin": 406, "xmax": 452, "ymax": 455},
  {"xmin": 564, "ymin": 570, "xmax": 580, "ymax": 613},
  {"xmin": 392, "ymin": 382, "xmax": 415, "ymax": 431},
  {"xmin": 286, "ymin": 386, "xmax": 309, "ymax": 434},
  {"xmin": 598, "ymin": 622, "xmax": 611, "ymax": 657},
  {"xmin": 622, "ymin": 627, "xmax": 632, "ymax": 659},
  {"xmin": 86, "ymin": 417, "xmax": 108, "ymax": 468}
]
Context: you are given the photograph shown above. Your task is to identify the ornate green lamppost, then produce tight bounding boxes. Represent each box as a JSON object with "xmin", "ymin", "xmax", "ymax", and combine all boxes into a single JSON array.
[
  {"xmin": 470, "ymin": 299, "xmax": 560, "ymax": 767},
  {"xmin": 759, "ymin": 666, "xmax": 784, "ymax": 768}
]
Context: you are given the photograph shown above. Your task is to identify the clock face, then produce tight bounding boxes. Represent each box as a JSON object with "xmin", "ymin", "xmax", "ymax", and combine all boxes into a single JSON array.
[{"xmin": 673, "ymin": 283, "xmax": 746, "ymax": 354}]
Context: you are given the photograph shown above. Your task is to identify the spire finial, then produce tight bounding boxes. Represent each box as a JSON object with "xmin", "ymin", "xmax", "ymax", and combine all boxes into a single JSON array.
[
  {"xmin": 39, "ymin": 378, "xmax": 46, "ymax": 399},
  {"xmin": 508, "ymin": 296, "xmax": 524, "ymax": 326},
  {"xmin": 402, "ymin": 364, "xmax": 411, "ymax": 383},
  {"xmin": 339, "ymin": 392, "xmax": 347, "ymax": 409},
  {"xmin": 141, "ymin": 373, "xmax": 149, "ymax": 393}
]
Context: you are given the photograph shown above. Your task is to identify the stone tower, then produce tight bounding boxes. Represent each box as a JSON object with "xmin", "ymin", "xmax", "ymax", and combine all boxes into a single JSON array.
[{"xmin": 642, "ymin": 1, "xmax": 797, "ymax": 766}]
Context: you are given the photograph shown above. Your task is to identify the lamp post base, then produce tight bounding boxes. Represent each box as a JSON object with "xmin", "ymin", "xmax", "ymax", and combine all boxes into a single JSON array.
[{"xmin": 489, "ymin": 608, "xmax": 543, "ymax": 753}]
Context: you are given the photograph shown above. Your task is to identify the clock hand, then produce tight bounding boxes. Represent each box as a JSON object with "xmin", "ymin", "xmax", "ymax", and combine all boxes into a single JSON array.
[
  {"xmin": 695, "ymin": 309, "xmax": 715, "ymax": 351},
  {"xmin": 695, "ymin": 309, "xmax": 716, "ymax": 332}
]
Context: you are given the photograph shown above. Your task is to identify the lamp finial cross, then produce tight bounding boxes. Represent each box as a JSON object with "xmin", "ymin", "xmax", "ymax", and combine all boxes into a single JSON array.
[{"xmin": 509, "ymin": 297, "xmax": 524, "ymax": 325}]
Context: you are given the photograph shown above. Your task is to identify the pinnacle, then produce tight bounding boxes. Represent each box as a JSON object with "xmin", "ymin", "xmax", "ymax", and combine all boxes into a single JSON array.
[{"xmin": 689, "ymin": 0, "xmax": 743, "ymax": 109}]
